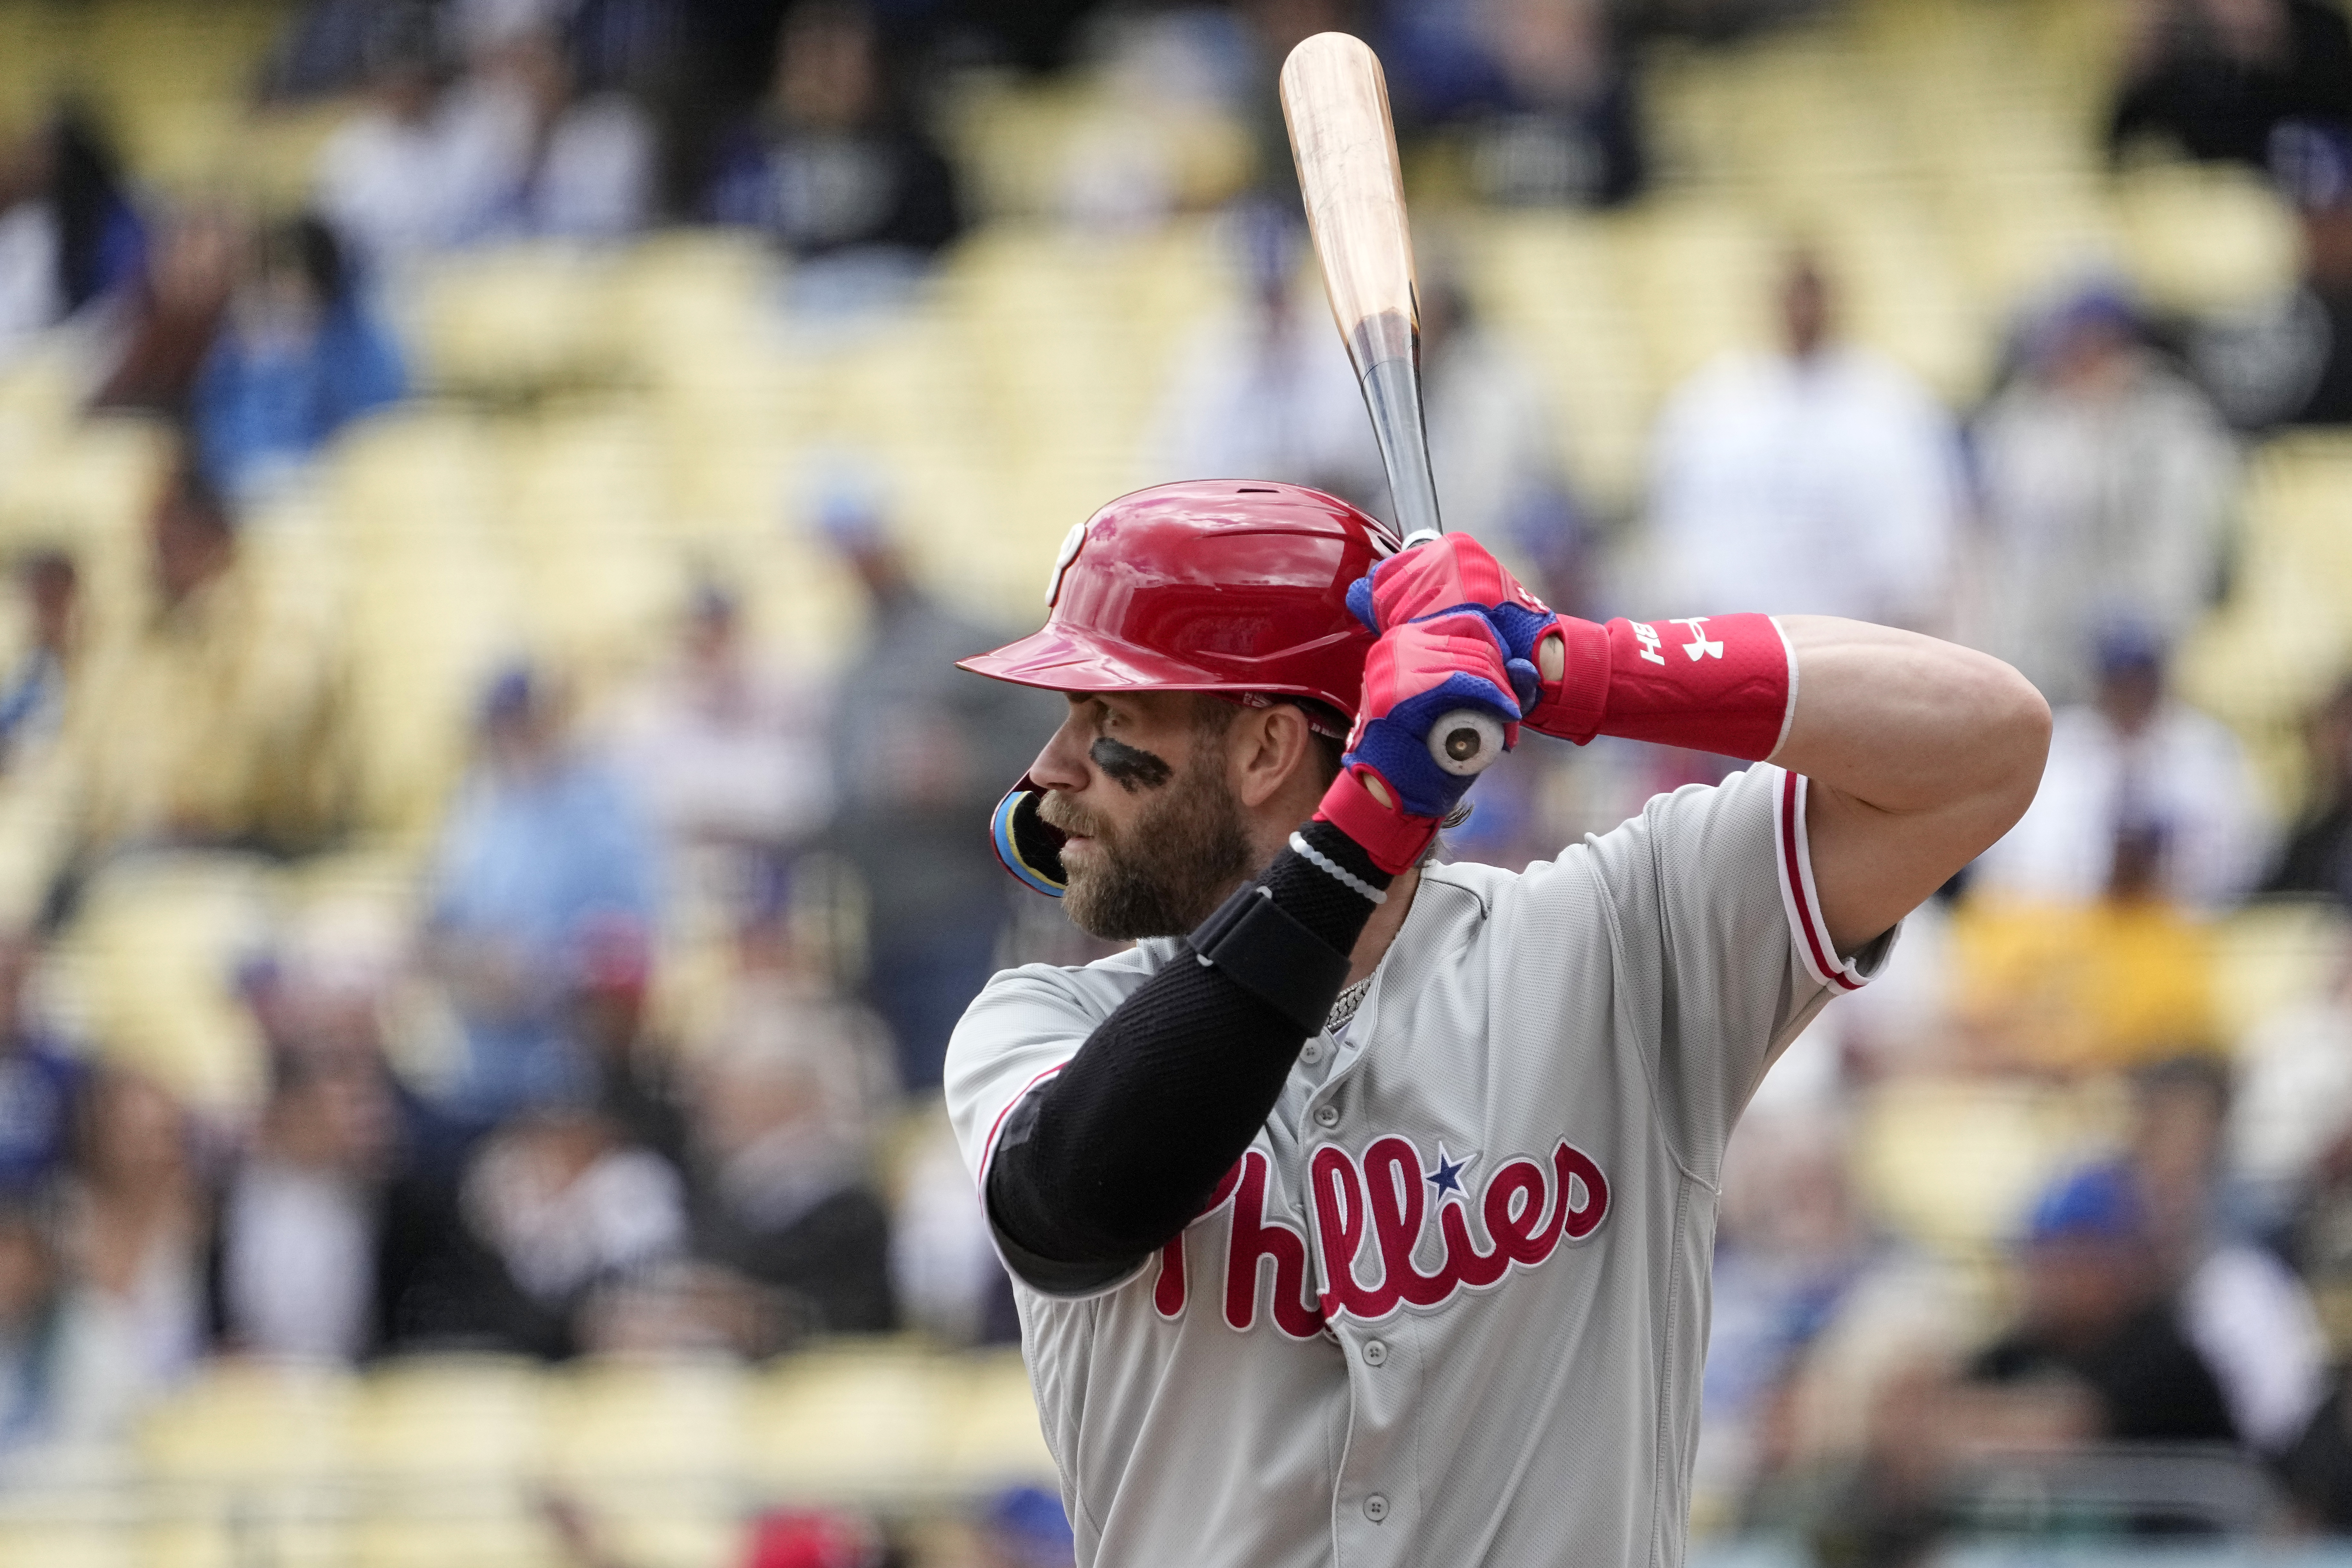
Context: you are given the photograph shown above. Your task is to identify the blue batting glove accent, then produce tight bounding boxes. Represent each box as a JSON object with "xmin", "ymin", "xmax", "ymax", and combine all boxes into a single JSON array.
[
  {"xmin": 1487, "ymin": 601, "xmax": 1558, "ymax": 665},
  {"xmin": 1346, "ymin": 575, "xmax": 1378, "ymax": 636},
  {"xmin": 1343, "ymin": 673, "xmax": 1520, "ymax": 820},
  {"xmin": 1505, "ymin": 657, "xmax": 1541, "ymax": 713}
]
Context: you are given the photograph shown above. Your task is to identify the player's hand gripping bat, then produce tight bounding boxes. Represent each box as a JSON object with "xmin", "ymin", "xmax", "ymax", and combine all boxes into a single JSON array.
[{"xmin": 1280, "ymin": 31, "xmax": 1504, "ymax": 776}]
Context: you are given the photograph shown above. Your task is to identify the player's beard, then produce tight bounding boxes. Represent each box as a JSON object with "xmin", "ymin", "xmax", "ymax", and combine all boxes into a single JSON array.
[{"xmin": 1042, "ymin": 741, "xmax": 1254, "ymax": 941}]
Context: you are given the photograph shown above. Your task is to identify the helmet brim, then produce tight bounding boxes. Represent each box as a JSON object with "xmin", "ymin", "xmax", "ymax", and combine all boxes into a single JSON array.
[{"xmin": 960, "ymin": 623, "xmax": 1252, "ymax": 696}]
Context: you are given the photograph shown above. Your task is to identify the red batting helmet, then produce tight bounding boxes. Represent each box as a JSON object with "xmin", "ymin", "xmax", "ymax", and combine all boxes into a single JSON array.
[{"xmin": 958, "ymin": 480, "xmax": 1400, "ymax": 720}]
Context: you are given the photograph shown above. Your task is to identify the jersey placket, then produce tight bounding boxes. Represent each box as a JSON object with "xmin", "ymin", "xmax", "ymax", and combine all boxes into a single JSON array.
[{"xmin": 1298, "ymin": 973, "xmax": 1423, "ymax": 1568}]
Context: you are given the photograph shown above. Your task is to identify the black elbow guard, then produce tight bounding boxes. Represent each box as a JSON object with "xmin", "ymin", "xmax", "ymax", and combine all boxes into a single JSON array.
[{"xmin": 1187, "ymin": 883, "xmax": 1351, "ymax": 1038}]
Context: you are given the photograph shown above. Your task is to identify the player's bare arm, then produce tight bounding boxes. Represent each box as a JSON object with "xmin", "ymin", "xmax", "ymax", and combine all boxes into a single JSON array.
[
  {"xmin": 1768, "ymin": 616, "xmax": 2051, "ymax": 955},
  {"xmin": 1352, "ymin": 538, "xmax": 2051, "ymax": 959}
]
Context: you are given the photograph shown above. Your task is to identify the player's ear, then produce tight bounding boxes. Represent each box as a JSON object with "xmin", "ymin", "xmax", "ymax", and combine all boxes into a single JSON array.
[{"xmin": 1232, "ymin": 702, "xmax": 1314, "ymax": 811}]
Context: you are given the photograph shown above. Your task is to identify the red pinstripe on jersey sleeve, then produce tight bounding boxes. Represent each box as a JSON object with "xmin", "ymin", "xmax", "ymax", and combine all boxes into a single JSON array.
[
  {"xmin": 975, "ymin": 1063, "xmax": 1070, "ymax": 1192},
  {"xmin": 1774, "ymin": 768, "xmax": 1867, "ymax": 993}
]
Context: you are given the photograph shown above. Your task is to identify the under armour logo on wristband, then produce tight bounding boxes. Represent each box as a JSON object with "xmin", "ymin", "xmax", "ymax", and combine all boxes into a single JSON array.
[
  {"xmin": 1672, "ymin": 618, "xmax": 1724, "ymax": 661},
  {"xmin": 1631, "ymin": 622, "xmax": 1666, "ymax": 666}
]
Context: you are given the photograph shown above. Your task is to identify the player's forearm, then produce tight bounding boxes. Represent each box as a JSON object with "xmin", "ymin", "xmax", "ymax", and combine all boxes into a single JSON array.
[
  {"xmin": 989, "ymin": 823, "xmax": 1393, "ymax": 1271},
  {"xmin": 1766, "ymin": 616, "xmax": 2048, "ymax": 822}
]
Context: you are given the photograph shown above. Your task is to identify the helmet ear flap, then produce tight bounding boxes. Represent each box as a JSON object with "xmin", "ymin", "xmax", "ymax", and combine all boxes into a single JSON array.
[{"xmin": 991, "ymin": 776, "xmax": 1068, "ymax": 897}]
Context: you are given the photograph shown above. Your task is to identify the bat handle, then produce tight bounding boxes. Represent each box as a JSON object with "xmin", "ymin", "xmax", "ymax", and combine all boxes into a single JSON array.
[{"xmin": 1359, "ymin": 352, "xmax": 1444, "ymax": 547}]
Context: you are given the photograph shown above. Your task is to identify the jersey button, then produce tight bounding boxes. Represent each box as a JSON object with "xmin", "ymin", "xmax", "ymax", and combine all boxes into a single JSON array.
[
  {"xmin": 1363, "ymin": 1495, "xmax": 1389, "ymax": 1523},
  {"xmin": 1361, "ymin": 1339, "xmax": 1387, "ymax": 1367},
  {"xmin": 1300, "ymin": 1042, "xmax": 1323, "ymax": 1065},
  {"xmin": 1313, "ymin": 1105, "xmax": 1341, "ymax": 1129}
]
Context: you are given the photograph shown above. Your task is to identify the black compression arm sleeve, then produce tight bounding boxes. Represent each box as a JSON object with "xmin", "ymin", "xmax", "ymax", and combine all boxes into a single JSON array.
[{"xmin": 987, "ymin": 820, "xmax": 1394, "ymax": 1284}]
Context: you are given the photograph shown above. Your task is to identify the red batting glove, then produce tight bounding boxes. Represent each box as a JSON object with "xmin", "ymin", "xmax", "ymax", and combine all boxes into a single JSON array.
[
  {"xmin": 1314, "ymin": 610, "xmax": 1522, "ymax": 875},
  {"xmin": 1343, "ymin": 535, "xmax": 1794, "ymax": 762}
]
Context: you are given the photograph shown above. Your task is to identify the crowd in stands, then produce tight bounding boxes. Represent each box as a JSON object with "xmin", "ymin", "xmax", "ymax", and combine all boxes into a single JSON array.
[{"xmin": 0, "ymin": 0, "xmax": 2349, "ymax": 1562}]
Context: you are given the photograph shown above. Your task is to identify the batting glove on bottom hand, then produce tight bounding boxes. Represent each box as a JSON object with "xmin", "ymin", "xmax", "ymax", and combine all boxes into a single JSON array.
[{"xmin": 1314, "ymin": 609, "xmax": 1522, "ymax": 875}]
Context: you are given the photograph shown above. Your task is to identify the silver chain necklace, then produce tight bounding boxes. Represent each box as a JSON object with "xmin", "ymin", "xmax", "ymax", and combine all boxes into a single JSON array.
[{"xmin": 1325, "ymin": 975, "xmax": 1374, "ymax": 1033}]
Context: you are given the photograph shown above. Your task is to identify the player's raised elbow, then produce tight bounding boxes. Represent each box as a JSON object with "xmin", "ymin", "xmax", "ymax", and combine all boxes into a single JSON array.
[{"xmin": 1962, "ymin": 653, "xmax": 2051, "ymax": 831}]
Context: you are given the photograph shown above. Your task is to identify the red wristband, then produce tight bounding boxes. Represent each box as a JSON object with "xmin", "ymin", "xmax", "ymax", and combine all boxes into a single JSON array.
[
  {"xmin": 1312, "ymin": 765, "xmax": 1442, "ymax": 876},
  {"xmin": 1524, "ymin": 612, "xmax": 1794, "ymax": 762}
]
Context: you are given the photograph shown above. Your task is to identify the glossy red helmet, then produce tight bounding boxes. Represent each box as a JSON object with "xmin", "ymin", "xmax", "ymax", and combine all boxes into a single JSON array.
[{"xmin": 958, "ymin": 480, "xmax": 1400, "ymax": 721}]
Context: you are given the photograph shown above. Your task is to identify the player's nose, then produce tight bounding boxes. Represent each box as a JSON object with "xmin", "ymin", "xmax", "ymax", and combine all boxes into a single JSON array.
[{"xmin": 1027, "ymin": 704, "xmax": 1093, "ymax": 793}]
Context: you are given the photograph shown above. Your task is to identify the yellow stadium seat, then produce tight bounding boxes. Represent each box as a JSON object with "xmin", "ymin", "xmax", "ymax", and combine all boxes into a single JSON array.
[
  {"xmin": 2216, "ymin": 902, "xmax": 2352, "ymax": 1045},
  {"xmin": 1851, "ymin": 1077, "xmax": 2112, "ymax": 1253},
  {"xmin": 2115, "ymin": 161, "xmax": 2300, "ymax": 313},
  {"xmin": 411, "ymin": 246, "xmax": 625, "ymax": 396},
  {"xmin": 937, "ymin": 1352, "xmax": 1057, "ymax": 1493},
  {"xmin": 744, "ymin": 1341, "xmax": 954, "ymax": 1501},
  {"xmin": 57, "ymin": 856, "xmax": 276, "ymax": 1113}
]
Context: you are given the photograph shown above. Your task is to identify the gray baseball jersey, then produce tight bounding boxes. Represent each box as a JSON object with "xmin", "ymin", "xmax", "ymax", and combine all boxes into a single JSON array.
[{"xmin": 945, "ymin": 763, "xmax": 1892, "ymax": 1568}]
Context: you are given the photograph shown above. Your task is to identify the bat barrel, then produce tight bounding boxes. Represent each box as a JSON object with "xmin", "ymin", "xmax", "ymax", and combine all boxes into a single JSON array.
[{"xmin": 1280, "ymin": 32, "xmax": 1446, "ymax": 548}]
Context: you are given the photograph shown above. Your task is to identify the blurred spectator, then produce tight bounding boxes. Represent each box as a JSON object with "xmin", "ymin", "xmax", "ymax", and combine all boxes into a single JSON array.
[
  {"xmin": 2232, "ymin": 938, "xmax": 2352, "ymax": 1236},
  {"xmin": 266, "ymin": 0, "xmax": 681, "ymax": 102},
  {"xmin": 1144, "ymin": 207, "xmax": 1386, "ymax": 511},
  {"xmin": 891, "ymin": 1110, "xmax": 1015, "ymax": 1345},
  {"xmin": 605, "ymin": 582, "xmax": 831, "ymax": 932},
  {"xmin": 60, "ymin": 1069, "xmax": 208, "ymax": 1432},
  {"xmin": 1954, "ymin": 818, "xmax": 2223, "ymax": 1074},
  {"xmin": 1646, "ymin": 252, "xmax": 1963, "ymax": 629},
  {"xmin": 88, "ymin": 204, "xmax": 239, "ymax": 418},
  {"xmin": 704, "ymin": 3, "xmax": 962, "ymax": 304},
  {"xmin": 452, "ymin": 1104, "xmax": 688, "ymax": 1356},
  {"xmin": 193, "ymin": 215, "xmax": 405, "ymax": 503},
  {"xmin": 1702, "ymin": 1108, "xmax": 1898, "ymax": 1515},
  {"xmin": 2195, "ymin": 122, "xmax": 2352, "ymax": 429},
  {"xmin": 0, "ymin": 459, "xmax": 355, "ymax": 925},
  {"xmin": 824, "ymin": 499, "xmax": 1053, "ymax": 1093},
  {"xmin": 977, "ymin": 1486, "xmax": 1077, "ymax": 1568},
  {"xmin": 0, "ymin": 938, "xmax": 79, "ymax": 1196},
  {"xmin": 0, "ymin": 550, "xmax": 77, "ymax": 776},
  {"xmin": 686, "ymin": 980, "xmax": 895, "ymax": 1336},
  {"xmin": 2126, "ymin": 1056, "xmax": 2327, "ymax": 1455},
  {"xmin": 424, "ymin": 665, "xmax": 659, "ymax": 1128},
  {"xmin": 1397, "ymin": 0, "xmax": 1645, "ymax": 209},
  {"xmin": 312, "ymin": 9, "xmax": 513, "ymax": 278},
  {"xmin": 1972, "ymin": 280, "xmax": 2237, "ymax": 707},
  {"xmin": 1971, "ymin": 627, "xmax": 2267, "ymax": 913},
  {"xmin": 453, "ymin": 21, "xmax": 657, "ymax": 243},
  {"xmin": 211, "ymin": 1045, "xmax": 396, "ymax": 1360},
  {"xmin": 2264, "ymin": 673, "xmax": 2352, "ymax": 902},
  {"xmin": 1419, "ymin": 257, "xmax": 1586, "ymax": 553},
  {"xmin": 556, "ymin": 912, "xmax": 694, "ymax": 1182},
  {"xmin": 2108, "ymin": 0, "xmax": 2352, "ymax": 169},
  {"xmin": 743, "ymin": 1507, "xmax": 885, "ymax": 1568},
  {"xmin": 1968, "ymin": 1162, "xmax": 2237, "ymax": 1444},
  {"xmin": 0, "ymin": 1192, "xmax": 73, "ymax": 1461},
  {"xmin": 0, "ymin": 103, "xmax": 144, "ymax": 366}
]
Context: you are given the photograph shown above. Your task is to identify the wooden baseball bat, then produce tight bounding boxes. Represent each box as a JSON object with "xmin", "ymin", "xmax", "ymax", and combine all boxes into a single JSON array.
[{"xmin": 1279, "ymin": 31, "xmax": 1444, "ymax": 547}]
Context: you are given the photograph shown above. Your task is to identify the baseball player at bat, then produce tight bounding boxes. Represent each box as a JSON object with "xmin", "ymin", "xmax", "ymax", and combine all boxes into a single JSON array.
[{"xmin": 947, "ymin": 482, "xmax": 2049, "ymax": 1566}]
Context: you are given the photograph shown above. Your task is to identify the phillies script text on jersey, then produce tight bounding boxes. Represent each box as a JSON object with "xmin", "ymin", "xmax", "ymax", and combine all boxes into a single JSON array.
[{"xmin": 1151, "ymin": 1135, "xmax": 1611, "ymax": 1336}]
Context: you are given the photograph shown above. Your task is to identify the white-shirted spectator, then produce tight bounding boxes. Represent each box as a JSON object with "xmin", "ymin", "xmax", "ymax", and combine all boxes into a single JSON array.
[
  {"xmin": 1645, "ymin": 253, "xmax": 1964, "ymax": 630},
  {"xmin": 1974, "ymin": 627, "xmax": 2268, "ymax": 912},
  {"xmin": 1142, "ymin": 208, "xmax": 1386, "ymax": 515},
  {"xmin": 1972, "ymin": 279, "xmax": 2237, "ymax": 707}
]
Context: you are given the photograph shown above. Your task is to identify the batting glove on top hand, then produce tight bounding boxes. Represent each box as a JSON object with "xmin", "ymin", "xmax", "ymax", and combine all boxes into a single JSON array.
[
  {"xmin": 1346, "ymin": 534, "xmax": 1553, "ymax": 708},
  {"xmin": 1314, "ymin": 609, "xmax": 1522, "ymax": 874}
]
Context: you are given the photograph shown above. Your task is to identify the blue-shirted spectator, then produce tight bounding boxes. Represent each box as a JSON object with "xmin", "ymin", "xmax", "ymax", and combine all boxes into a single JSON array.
[
  {"xmin": 0, "ymin": 940, "xmax": 78, "ymax": 1197},
  {"xmin": 0, "ymin": 102, "xmax": 145, "ymax": 367},
  {"xmin": 425, "ymin": 666, "xmax": 659, "ymax": 1129},
  {"xmin": 193, "ymin": 215, "xmax": 405, "ymax": 503}
]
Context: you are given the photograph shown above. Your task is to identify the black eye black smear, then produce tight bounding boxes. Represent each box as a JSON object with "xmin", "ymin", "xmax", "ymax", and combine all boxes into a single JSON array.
[{"xmin": 1091, "ymin": 735, "xmax": 1173, "ymax": 792}]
